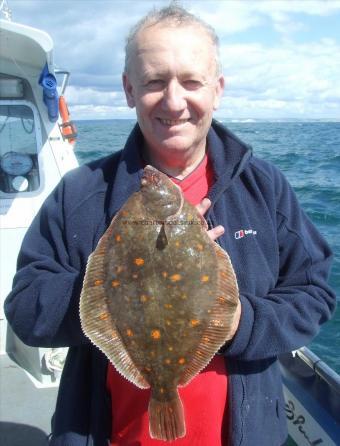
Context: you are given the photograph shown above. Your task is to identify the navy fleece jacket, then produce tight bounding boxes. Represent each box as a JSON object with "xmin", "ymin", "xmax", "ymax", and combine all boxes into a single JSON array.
[{"xmin": 5, "ymin": 121, "xmax": 336, "ymax": 446}]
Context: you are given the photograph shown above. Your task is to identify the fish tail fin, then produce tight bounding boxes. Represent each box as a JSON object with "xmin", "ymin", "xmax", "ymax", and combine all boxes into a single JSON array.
[{"xmin": 149, "ymin": 390, "xmax": 186, "ymax": 441}]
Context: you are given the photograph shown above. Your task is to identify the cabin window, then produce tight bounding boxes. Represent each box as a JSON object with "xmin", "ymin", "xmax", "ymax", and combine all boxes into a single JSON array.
[{"xmin": 0, "ymin": 102, "xmax": 40, "ymax": 195}]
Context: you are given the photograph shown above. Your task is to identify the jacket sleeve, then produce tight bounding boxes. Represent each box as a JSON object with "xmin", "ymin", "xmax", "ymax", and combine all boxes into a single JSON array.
[
  {"xmin": 225, "ymin": 169, "xmax": 336, "ymax": 361},
  {"xmin": 4, "ymin": 179, "xmax": 88, "ymax": 348}
]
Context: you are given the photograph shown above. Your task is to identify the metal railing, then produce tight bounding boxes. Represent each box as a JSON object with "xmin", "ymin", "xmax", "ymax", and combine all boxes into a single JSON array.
[
  {"xmin": 296, "ymin": 346, "xmax": 340, "ymax": 394},
  {"xmin": 54, "ymin": 69, "xmax": 70, "ymax": 96}
]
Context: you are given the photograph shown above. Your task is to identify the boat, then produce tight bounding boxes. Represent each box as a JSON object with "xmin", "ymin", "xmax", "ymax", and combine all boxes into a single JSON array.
[
  {"xmin": 0, "ymin": 3, "xmax": 339, "ymax": 445},
  {"xmin": 0, "ymin": 4, "xmax": 78, "ymax": 440}
]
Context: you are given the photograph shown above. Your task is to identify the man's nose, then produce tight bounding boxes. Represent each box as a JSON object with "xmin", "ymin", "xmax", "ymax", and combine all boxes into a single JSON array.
[{"xmin": 161, "ymin": 80, "xmax": 186, "ymax": 113}]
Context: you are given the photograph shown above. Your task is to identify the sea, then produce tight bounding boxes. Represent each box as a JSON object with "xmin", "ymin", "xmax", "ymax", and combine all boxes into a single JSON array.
[{"xmin": 74, "ymin": 119, "xmax": 340, "ymax": 374}]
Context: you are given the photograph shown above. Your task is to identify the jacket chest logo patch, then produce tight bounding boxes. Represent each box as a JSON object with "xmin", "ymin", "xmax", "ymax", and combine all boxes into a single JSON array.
[{"xmin": 234, "ymin": 229, "xmax": 257, "ymax": 240}]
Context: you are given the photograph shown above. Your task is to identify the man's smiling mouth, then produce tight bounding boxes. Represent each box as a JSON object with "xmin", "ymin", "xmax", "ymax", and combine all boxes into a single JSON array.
[{"xmin": 158, "ymin": 118, "xmax": 190, "ymax": 126}]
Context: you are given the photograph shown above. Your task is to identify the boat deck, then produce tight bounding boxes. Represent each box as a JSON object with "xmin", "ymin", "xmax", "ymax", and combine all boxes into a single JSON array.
[
  {"xmin": 0, "ymin": 354, "xmax": 58, "ymax": 446},
  {"xmin": 0, "ymin": 353, "xmax": 300, "ymax": 446}
]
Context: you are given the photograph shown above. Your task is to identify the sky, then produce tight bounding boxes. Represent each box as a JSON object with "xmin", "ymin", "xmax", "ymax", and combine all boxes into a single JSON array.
[{"xmin": 6, "ymin": 0, "xmax": 340, "ymax": 120}]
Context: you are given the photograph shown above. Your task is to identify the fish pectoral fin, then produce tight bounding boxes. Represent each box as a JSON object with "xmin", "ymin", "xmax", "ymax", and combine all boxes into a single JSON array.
[
  {"xmin": 149, "ymin": 390, "xmax": 186, "ymax": 441},
  {"xmin": 156, "ymin": 223, "xmax": 168, "ymax": 250}
]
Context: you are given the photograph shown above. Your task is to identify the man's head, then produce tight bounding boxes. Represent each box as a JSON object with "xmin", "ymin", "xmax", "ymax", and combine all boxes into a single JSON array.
[
  {"xmin": 123, "ymin": 4, "xmax": 224, "ymax": 165},
  {"xmin": 124, "ymin": 5, "xmax": 222, "ymax": 76}
]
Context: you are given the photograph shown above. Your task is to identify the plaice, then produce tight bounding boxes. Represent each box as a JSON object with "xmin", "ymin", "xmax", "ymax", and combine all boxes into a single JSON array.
[{"xmin": 79, "ymin": 165, "xmax": 239, "ymax": 441}]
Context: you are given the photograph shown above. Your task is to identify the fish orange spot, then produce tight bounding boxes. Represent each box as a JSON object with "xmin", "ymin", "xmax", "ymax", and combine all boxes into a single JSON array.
[
  {"xmin": 115, "ymin": 234, "xmax": 122, "ymax": 242},
  {"xmin": 111, "ymin": 280, "xmax": 120, "ymax": 287},
  {"xmin": 170, "ymin": 273, "xmax": 182, "ymax": 282},
  {"xmin": 140, "ymin": 294, "xmax": 148, "ymax": 303},
  {"xmin": 178, "ymin": 357, "xmax": 186, "ymax": 365},
  {"xmin": 151, "ymin": 329, "xmax": 161, "ymax": 340},
  {"xmin": 134, "ymin": 258, "xmax": 145, "ymax": 266},
  {"xmin": 175, "ymin": 241, "xmax": 180, "ymax": 247},
  {"xmin": 190, "ymin": 319, "xmax": 200, "ymax": 327},
  {"xmin": 196, "ymin": 243, "xmax": 204, "ymax": 251},
  {"xmin": 164, "ymin": 303, "xmax": 173, "ymax": 309},
  {"xmin": 111, "ymin": 330, "xmax": 119, "ymax": 340},
  {"xmin": 202, "ymin": 336, "xmax": 210, "ymax": 343},
  {"xmin": 126, "ymin": 329, "xmax": 133, "ymax": 337},
  {"xmin": 220, "ymin": 271, "xmax": 229, "ymax": 279},
  {"xmin": 162, "ymin": 271, "xmax": 168, "ymax": 278},
  {"xmin": 218, "ymin": 296, "xmax": 227, "ymax": 303},
  {"xmin": 121, "ymin": 210, "xmax": 129, "ymax": 217},
  {"xmin": 94, "ymin": 279, "xmax": 104, "ymax": 286},
  {"xmin": 201, "ymin": 275, "xmax": 209, "ymax": 282},
  {"xmin": 165, "ymin": 359, "xmax": 171, "ymax": 365},
  {"xmin": 99, "ymin": 312, "xmax": 109, "ymax": 320}
]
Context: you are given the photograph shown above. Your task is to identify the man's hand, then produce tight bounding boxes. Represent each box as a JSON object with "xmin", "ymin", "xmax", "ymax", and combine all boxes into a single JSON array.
[{"xmin": 196, "ymin": 198, "xmax": 225, "ymax": 241}]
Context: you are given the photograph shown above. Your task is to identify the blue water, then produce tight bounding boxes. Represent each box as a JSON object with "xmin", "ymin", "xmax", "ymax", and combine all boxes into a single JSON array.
[{"xmin": 74, "ymin": 119, "xmax": 340, "ymax": 373}]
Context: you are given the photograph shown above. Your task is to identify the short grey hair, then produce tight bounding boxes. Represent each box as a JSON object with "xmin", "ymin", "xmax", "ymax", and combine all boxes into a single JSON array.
[{"xmin": 124, "ymin": 3, "xmax": 221, "ymax": 75}]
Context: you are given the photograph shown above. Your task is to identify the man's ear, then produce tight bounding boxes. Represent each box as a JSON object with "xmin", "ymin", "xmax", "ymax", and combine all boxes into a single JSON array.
[
  {"xmin": 213, "ymin": 74, "xmax": 225, "ymax": 110},
  {"xmin": 123, "ymin": 73, "xmax": 136, "ymax": 108}
]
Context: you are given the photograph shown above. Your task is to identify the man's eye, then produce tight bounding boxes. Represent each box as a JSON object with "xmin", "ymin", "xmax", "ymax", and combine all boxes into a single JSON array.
[
  {"xmin": 145, "ymin": 80, "xmax": 164, "ymax": 89},
  {"xmin": 183, "ymin": 80, "xmax": 201, "ymax": 90}
]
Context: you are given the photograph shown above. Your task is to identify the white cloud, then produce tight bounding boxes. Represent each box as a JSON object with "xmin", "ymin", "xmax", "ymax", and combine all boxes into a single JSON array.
[
  {"xmin": 218, "ymin": 37, "xmax": 340, "ymax": 118},
  {"xmin": 188, "ymin": 1, "xmax": 265, "ymax": 35},
  {"xmin": 9, "ymin": 0, "xmax": 340, "ymax": 119},
  {"xmin": 70, "ymin": 104, "xmax": 134, "ymax": 120},
  {"xmin": 66, "ymin": 86, "xmax": 120, "ymax": 106},
  {"xmin": 190, "ymin": 0, "xmax": 340, "ymax": 38},
  {"xmin": 254, "ymin": 0, "xmax": 340, "ymax": 16}
]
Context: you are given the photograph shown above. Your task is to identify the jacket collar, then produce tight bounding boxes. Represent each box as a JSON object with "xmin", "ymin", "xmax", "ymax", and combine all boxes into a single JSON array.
[
  {"xmin": 207, "ymin": 119, "xmax": 252, "ymax": 206},
  {"xmin": 108, "ymin": 120, "xmax": 252, "ymax": 218},
  {"xmin": 108, "ymin": 124, "xmax": 144, "ymax": 218}
]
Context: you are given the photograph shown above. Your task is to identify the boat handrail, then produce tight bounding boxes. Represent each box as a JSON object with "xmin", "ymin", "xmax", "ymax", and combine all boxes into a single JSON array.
[
  {"xmin": 296, "ymin": 346, "xmax": 340, "ymax": 394},
  {"xmin": 0, "ymin": 0, "xmax": 11, "ymax": 21},
  {"xmin": 54, "ymin": 69, "xmax": 70, "ymax": 96}
]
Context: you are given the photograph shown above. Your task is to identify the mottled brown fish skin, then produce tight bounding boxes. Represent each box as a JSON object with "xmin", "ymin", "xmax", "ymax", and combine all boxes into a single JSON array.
[{"xmin": 79, "ymin": 165, "xmax": 239, "ymax": 441}]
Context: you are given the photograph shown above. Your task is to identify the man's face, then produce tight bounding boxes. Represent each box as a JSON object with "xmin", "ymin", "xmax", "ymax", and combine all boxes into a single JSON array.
[{"xmin": 123, "ymin": 24, "xmax": 224, "ymax": 162}]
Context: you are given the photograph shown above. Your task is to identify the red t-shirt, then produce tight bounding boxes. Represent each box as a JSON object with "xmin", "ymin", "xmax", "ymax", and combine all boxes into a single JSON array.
[{"xmin": 107, "ymin": 155, "xmax": 228, "ymax": 445}]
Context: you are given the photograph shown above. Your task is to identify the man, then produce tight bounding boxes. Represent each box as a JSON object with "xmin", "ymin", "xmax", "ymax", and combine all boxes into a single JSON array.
[{"xmin": 5, "ymin": 5, "xmax": 335, "ymax": 446}]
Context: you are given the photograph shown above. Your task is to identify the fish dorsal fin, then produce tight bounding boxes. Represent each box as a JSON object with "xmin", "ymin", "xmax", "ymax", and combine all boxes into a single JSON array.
[
  {"xmin": 178, "ymin": 242, "xmax": 239, "ymax": 386},
  {"xmin": 80, "ymin": 215, "xmax": 150, "ymax": 389}
]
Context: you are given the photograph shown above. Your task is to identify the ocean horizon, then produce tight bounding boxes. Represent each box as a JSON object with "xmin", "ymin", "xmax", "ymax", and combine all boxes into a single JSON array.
[{"xmin": 75, "ymin": 117, "xmax": 340, "ymax": 123}]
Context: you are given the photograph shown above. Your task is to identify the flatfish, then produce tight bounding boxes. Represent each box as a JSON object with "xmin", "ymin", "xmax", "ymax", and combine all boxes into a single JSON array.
[{"xmin": 80, "ymin": 165, "xmax": 239, "ymax": 441}]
